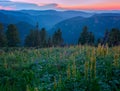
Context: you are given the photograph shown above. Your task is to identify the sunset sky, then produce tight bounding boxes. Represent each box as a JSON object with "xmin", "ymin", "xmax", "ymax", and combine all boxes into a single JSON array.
[{"xmin": 0, "ymin": 0, "xmax": 120, "ymax": 10}]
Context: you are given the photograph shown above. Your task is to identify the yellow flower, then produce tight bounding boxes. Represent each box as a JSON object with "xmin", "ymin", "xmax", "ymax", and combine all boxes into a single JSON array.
[
  {"xmin": 34, "ymin": 87, "xmax": 38, "ymax": 91},
  {"xmin": 90, "ymin": 56, "xmax": 96, "ymax": 79},
  {"xmin": 67, "ymin": 64, "xmax": 71, "ymax": 79},
  {"xmin": 84, "ymin": 61, "xmax": 89, "ymax": 80},
  {"xmin": 54, "ymin": 76, "xmax": 57, "ymax": 90},
  {"xmin": 72, "ymin": 59, "xmax": 76, "ymax": 77},
  {"xmin": 113, "ymin": 54, "xmax": 119, "ymax": 68}
]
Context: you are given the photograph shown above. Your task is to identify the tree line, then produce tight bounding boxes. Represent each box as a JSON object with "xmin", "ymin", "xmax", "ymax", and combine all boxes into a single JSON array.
[
  {"xmin": 0, "ymin": 23, "xmax": 63, "ymax": 47},
  {"xmin": 78, "ymin": 26, "xmax": 120, "ymax": 46},
  {"xmin": 0, "ymin": 23, "xmax": 120, "ymax": 47},
  {"xmin": 24, "ymin": 23, "xmax": 63, "ymax": 47}
]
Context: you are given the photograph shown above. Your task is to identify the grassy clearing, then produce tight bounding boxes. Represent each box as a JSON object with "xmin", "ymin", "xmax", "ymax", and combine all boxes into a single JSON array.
[{"xmin": 0, "ymin": 45, "xmax": 120, "ymax": 91}]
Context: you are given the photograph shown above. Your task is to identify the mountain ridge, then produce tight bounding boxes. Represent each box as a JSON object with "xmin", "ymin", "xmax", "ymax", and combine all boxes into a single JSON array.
[
  {"xmin": 0, "ymin": 10, "xmax": 120, "ymax": 44},
  {"xmin": 51, "ymin": 14, "xmax": 120, "ymax": 43}
]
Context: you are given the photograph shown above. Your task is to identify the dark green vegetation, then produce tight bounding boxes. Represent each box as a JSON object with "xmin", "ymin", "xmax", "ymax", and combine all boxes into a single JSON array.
[
  {"xmin": 0, "ymin": 22, "xmax": 120, "ymax": 47},
  {"xmin": 78, "ymin": 26, "xmax": 94, "ymax": 45},
  {"xmin": 0, "ymin": 10, "xmax": 120, "ymax": 44},
  {"xmin": 0, "ymin": 23, "xmax": 64, "ymax": 47},
  {"xmin": 0, "ymin": 10, "xmax": 92, "ymax": 44},
  {"xmin": 0, "ymin": 45, "xmax": 120, "ymax": 91},
  {"xmin": 6, "ymin": 24, "xmax": 20, "ymax": 47},
  {"xmin": 0, "ymin": 23, "xmax": 7, "ymax": 46},
  {"xmin": 0, "ymin": 10, "xmax": 120, "ymax": 91}
]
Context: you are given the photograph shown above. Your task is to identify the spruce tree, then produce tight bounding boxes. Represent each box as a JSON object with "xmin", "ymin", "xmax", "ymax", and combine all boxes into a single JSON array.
[
  {"xmin": 78, "ymin": 26, "xmax": 89, "ymax": 45},
  {"xmin": 25, "ymin": 23, "xmax": 41, "ymax": 47},
  {"xmin": 88, "ymin": 32, "xmax": 95, "ymax": 45},
  {"xmin": 97, "ymin": 38, "xmax": 102, "ymax": 45},
  {"xmin": 0, "ymin": 23, "xmax": 7, "ymax": 47},
  {"xmin": 47, "ymin": 37, "xmax": 52, "ymax": 47},
  {"xmin": 34, "ymin": 22, "xmax": 41, "ymax": 47},
  {"xmin": 25, "ymin": 30, "xmax": 35, "ymax": 47},
  {"xmin": 6, "ymin": 24, "xmax": 20, "ymax": 47},
  {"xmin": 102, "ymin": 29, "xmax": 109, "ymax": 45},
  {"xmin": 24, "ymin": 23, "xmax": 49, "ymax": 48},
  {"xmin": 40, "ymin": 28, "xmax": 47, "ymax": 47},
  {"xmin": 108, "ymin": 28, "xmax": 120, "ymax": 46},
  {"xmin": 52, "ymin": 29, "xmax": 63, "ymax": 46}
]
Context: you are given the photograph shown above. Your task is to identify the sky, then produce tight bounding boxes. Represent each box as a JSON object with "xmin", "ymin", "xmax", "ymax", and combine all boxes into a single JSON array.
[{"xmin": 0, "ymin": 0, "xmax": 120, "ymax": 10}]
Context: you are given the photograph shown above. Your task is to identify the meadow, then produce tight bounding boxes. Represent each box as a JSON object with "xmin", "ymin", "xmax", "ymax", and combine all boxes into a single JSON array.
[{"xmin": 0, "ymin": 45, "xmax": 120, "ymax": 91}]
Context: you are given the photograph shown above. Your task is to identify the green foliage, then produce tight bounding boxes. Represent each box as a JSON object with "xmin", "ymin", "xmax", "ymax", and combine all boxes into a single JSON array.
[
  {"xmin": 6, "ymin": 24, "xmax": 20, "ymax": 47},
  {"xmin": 0, "ymin": 46, "xmax": 120, "ymax": 91},
  {"xmin": 88, "ymin": 32, "xmax": 95, "ymax": 45},
  {"xmin": 25, "ymin": 23, "xmax": 42, "ymax": 47},
  {"xmin": 40, "ymin": 28, "xmax": 47, "ymax": 47},
  {"xmin": 25, "ymin": 30, "xmax": 35, "ymax": 47},
  {"xmin": 108, "ymin": 28, "xmax": 120, "ymax": 46},
  {"xmin": 78, "ymin": 26, "xmax": 95, "ymax": 45},
  {"xmin": 78, "ymin": 26, "xmax": 89, "ymax": 45},
  {"xmin": 25, "ymin": 23, "xmax": 64, "ymax": 48},
  {"xmin": 0, "ymin": 22, "xmax": 120, "ymax": 47},
  {"xmin": 52, "ymin": 29, "xmax": 63, "ymax": 46},
  {"xmin": 47, "ymin": 37, "xmax": 52, "ymax": 47},
  {"xmin": 0, "ymin": 23, "xmax": 7, "ymax": 47}
]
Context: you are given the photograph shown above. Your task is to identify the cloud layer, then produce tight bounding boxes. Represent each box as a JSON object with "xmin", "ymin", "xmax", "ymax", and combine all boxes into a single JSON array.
[
  {"xmin": 0, "ymin": 0, "xmax": 61, "ymax": 10},
  {"xmin": 0, "ymin": 0, "xmax": 120, "ymax": 10}
]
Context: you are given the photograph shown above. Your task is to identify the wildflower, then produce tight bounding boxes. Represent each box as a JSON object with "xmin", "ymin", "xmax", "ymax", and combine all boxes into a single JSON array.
[
  {"xmin": 54, "ymin": 76, "xmax": 57, "ymax": 90},
  {"xmin": 84, "ymin": 61, "xmax": 89, "ymax": 80},
  {"xmin": 4, "ymin": 59, "xmax": 8, "ymax": 69},
  {"xmin": 26, "ymin": 85, "xmax": 30, "ymax": 91},
  {"xmin": 105, "ymin": 43, "xmax": 109, "ymax": 55},
  {"xmin": 34, "ymin": 87, "xmax": 38, "ymax": 91},
  {"xmin": 58, "ymin": 75, "xmax": 62, "ymax": 88},
  {"xmin": 113, "ymin": 54, "xmax": 119, "ymax": 68},
  {"xmin": 72, "ymin": 59, "xmax": 76, "ymax": 77},
  {"xmin": 90, "ymin": 56, "xmax": 96, "ymax": 79},
  {"xmin": 67, "ymin": 64, "xmax": 71, "ymax": 79},
  {"xmin": 97, "ymin": 44, "xmax": 101, "ymax": 56}
]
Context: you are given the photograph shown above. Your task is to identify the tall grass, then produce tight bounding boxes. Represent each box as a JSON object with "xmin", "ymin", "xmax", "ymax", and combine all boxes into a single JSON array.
[{"xmin": 0, "ymin": 45, "xmax": 120, "ymax": 91}]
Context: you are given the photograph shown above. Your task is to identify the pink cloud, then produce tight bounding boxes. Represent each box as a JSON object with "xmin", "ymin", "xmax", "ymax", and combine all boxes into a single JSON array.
[
  {"xmin": 57, "ymin": 3, "xmax": 120, "ymax": 10},
  {"xmin": 2, "ymin": 0, "xmax": 120, "ymax": 10},
  {"xmin": 0, "ymin": 6, "xmax": 14, "ymax": 10}
]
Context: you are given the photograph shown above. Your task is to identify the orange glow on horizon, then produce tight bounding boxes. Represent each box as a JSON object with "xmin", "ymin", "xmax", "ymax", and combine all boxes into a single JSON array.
[
  {"xmin": 1, "ymin": 0, "xmax": 120, "ymax": 10},
  {"xmin": 0, "ymin": 6, "xmax": 14, "ymax": 10},
  {"xmin": 57, "ymin": 3, "xmax": 120, "ymax": 10}
]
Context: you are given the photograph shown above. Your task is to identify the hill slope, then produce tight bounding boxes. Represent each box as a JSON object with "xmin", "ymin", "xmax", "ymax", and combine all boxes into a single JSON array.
[
  {"xmin": 51, "ymin": 13, "xmax": 120, "ymax": 44},
  {"xmin": 0, "ymin": 10, "xmax": 92, "ymax": 44},
  {"xmin": 0, "ymin": 10, "xmax": 120, "ymax": 44}
]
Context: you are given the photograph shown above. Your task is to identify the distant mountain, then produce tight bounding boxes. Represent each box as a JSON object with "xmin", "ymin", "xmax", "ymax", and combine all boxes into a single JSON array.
[
  {"xmin": 20, "ymin": 10, "xmax": 93, "ymax": 18},
  {"xmin": 0, "ymin": 10, "xmax": 92, "ymax": 29},
  {"xmin": 0, "ymin": 10, "xmax": 120, "ymax": 44},
  {"xmin": 0, "ymin": 10, "xmax": 34, "ymax": 25},
  {"xmin": 51, "ymin": 13, "xmax": 120, "ymax": 44},
  {"xmin": 0, "ymin": 10, "xmax": 92, "ymax": 44}
]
